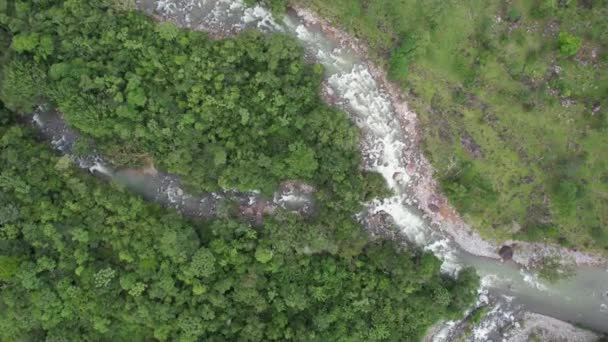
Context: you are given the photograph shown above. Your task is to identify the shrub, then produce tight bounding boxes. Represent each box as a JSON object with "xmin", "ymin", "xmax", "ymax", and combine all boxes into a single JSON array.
[
  {"xmin": 557, "ymin": 32, "xmax": 581, "ymax": 56},
  {"xmin": 551, "ymin": 179, "xmax": 579, "ymax": 215},
  {"xmin": 388, "ymin": 32, "xmax": 429, "ymax": 83},
  {"xmin": 507, "ymin": 7, "xmax": 521, "ymax": 22},
  {"xmin": 530, "ymin": 0, "xmax": 557, "ymax": 18}
]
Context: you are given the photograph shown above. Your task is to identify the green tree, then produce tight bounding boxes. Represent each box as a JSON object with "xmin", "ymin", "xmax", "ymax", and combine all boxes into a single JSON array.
[
  {"xmin": 10, "ymin": 32, "xmax": 39, "ymax": 52},
  {"xmin": 388, "ymin": 31, "xmax": 430, "ymax": 83},
  {"xmin": 0, "ymin": 59, "xmax": 43, "ymax": 112},
  {"xmin": 155, "ymin": 21, "xmax": 179, "ymax": 41},
  {"xmin": 0, "ymin": 256, "xmax": 18, "ymax": 280},
  {"xmin": 254, "ymin": 247, "xmax": 273, "ymax": 263}
]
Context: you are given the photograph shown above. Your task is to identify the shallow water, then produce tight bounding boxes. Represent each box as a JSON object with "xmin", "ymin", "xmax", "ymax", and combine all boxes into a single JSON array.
[{"xmin": 464, "ymin": 253, "xmax": 608, "ymax": 333}]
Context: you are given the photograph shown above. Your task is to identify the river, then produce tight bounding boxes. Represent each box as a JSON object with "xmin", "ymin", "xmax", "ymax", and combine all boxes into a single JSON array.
[{"xmin": 36, "ymin": 0, "xmax": 608, "ymax": 339}]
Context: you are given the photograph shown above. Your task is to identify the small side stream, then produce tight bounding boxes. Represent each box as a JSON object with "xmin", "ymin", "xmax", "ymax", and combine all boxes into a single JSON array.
[{"xmin": 32, "ymin": 107, "xmax": 314, "ymax": 221}]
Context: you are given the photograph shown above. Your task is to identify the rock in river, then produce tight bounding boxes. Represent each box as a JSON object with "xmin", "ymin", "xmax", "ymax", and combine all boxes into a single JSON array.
[{"xmin": 499, "ymin": 245, "xmax": 514, "ymax": 261}]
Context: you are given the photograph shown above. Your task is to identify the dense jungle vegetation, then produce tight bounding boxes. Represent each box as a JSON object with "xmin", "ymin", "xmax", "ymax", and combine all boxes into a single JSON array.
[
  {"xmin": 0, "ymin": 0, "xmax": 478, "ymax": 340},
  {"xmin": 290, "ymin": 0, "xmax": 608, "ymax": 253},
  {"xmin": 0, "ymin": 122, "xmax": 477, "ymax": 341}
]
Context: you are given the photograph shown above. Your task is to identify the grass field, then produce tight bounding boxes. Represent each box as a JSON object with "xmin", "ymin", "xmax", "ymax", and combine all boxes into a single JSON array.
[{"xmin": 300, "ymin": 0, "xmax": 608, "ymax": 253}]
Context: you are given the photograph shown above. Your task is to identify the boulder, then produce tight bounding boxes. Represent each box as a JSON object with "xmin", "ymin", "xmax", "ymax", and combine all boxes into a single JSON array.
[{"xmin": 498, "ymin": 245, "xmax": 514, "ymax": 261}]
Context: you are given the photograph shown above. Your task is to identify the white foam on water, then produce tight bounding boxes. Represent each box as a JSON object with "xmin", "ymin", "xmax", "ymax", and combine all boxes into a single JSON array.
[
  {"xmin": 481, "ymin": 274, "xmax": 508, "ymax": 288},
  {"xmin": 228, "ymin": 1, "xmax": 242, "ymax": 11},
  {"xmin": 425, "ymin": 238, "xmax": 461, "ymax": 274},
  {"xmin": 242, "ymin": 5, "xmax": 282, "ymax": 31},
  {"xmin": 520, "ymin": 269, "xmax": 548, "ymax": 291},
  {"xmin": 328, "ymin": 65, "xmax": 394, "ymax": 130},
  {"xmin": 431, "ymin": 321, "xmax": 457, "ymax": 342},
  {"xmin": 325, "ymin": 62, "xmax": 472, "ymax": 272},
  {"xmin": 327, "ymin": 65, "xmax": 411, "ymax": 183},
  {"xmin": 278, "ymin": 194, "xmax": 307, "ymax": 203},
  {"xmin": 156, "ymin": 0, "xmax": 177, "ymax": 14},
  {"xmin": 502, "ymin": 294, "xmax": 515, "ymax": 302},
  {"xmin": 324, "ymin": 62, "xmax": 468, "ymax": 270},
  {"xmin": 51, "ymin": 135, "xmax": 67, "ymax": 151},
  {"xmin": 369, "ymin": 196, "xmax": 425, "ymax": 242},
  {"xmin": 32, "ymin": 114, "xmax": 43, "ymax": 127},
  {"xmin": 166, "ymin": 184, "xmax": 186, "ymax": 205},
  {"xmin": 289, "ymin": 23, "xmax": 347, "ymax": 69},
  {"xmin": 89, "ymin": 162, "xmax": 111, "ymax": 176}
]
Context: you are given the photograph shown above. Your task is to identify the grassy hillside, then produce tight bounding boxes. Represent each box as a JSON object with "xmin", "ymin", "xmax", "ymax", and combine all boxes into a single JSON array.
[{"xmin": 298, "ymin": 0, "xmax": 608, "ymax": 253}]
